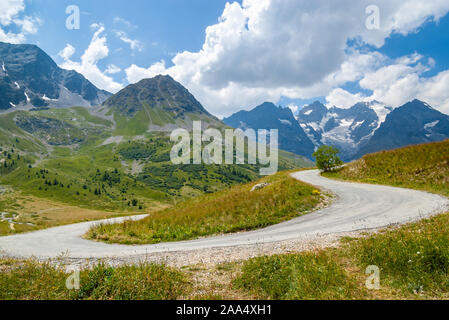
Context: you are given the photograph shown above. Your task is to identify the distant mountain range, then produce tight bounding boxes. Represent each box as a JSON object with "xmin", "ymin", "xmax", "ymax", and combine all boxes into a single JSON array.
[
  {"xmin": 0, "ymin": 42, "xmax": 312, "ymax": 214},
  {"xmin": 223, "ymin": 102, "xmax": 316, "ymax": 158},
  {"xmin": 297, "ymin": 101, "xmax": 392, "ymax": 160},
  {"xmin": 224, "ymin": 99, "xmax": 449, "ymax": 160},
  {"xmin": 355, "ymin": 99, "xmax": 449, "ymax": 158},
  {"xmin": 1, "ymin": 41, "xmax": 448, "ymax": 162},
  {"xmin": 0, "ymin": 42, "xmax": 111, "ymax": 110}
]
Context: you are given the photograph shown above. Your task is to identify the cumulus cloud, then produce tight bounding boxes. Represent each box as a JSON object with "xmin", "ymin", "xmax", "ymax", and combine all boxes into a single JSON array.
[
  {"xmin": 122, "ymin": 0, "xmax": 449, "ymax": 117},
  {"xmin": 325, "ymin": 54, "xmax": 449, "ymax": 114},
  {"xmin": 326, "ymin": 89, "xmax": 366, "ymax": 109},
  {"xmin": 125, "ymin": 60, "xmax": 168, "ymax": 83},
  {"xmin": 0, "ymin": 0, "xmax": 41, "ymax": 44},
  {"xmin": 58, "ymin": 25, "xmax": 123, "ymax": 93},
  {"xmin": 0, "ymin": 0, "xmax": 24, "ymax": 25},
  {"xmin": 58, "ymin": 44, "xmax": 76, "ymax": 61}
]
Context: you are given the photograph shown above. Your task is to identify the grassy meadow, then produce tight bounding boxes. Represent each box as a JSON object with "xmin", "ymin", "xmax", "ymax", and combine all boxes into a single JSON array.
[
  {"xmin": 0, "ymin": 259, "xmax": 189, "ymax": 300},
  {"xmin": 231, "ymin": 212, "xmax": 449, "ymax": 300},
  {"xmin": 0, "ymin": 106, "xmax": 311, "ymax": 236},
  {"xmin": 87, "ymin": 171, "xmax": 325, "ymax": 244}
]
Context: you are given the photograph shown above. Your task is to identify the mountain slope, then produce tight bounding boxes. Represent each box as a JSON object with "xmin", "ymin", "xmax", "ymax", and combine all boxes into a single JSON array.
[
  {"xmin": 223, "ymin": 102, "xmax": 316, "ymax": 159},
  {"xmin": 0, "ymin": 42, "xmax": 111, "ymax": 110},
  {"xmin": 326, "ymin": 139, "xmax": 449, "ymax": 197},
  {"xmin": 103, "ymin": 75, "xmax": 210, "ymax": 117},
  {"xmin": 99, "ymin": 75, "xmax": 223, "ymax": 135},
  {"xmin": 0, "ymin": 77, "xmax": 312, "ymax": 222},
  {"xmin": 356, "ymin": 99, "xmax": 449, "ymax": 157}
]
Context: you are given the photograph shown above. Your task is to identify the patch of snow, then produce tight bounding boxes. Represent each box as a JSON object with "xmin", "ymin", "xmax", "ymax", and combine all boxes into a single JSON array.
[
  {"xmin": 370, "ymin": 103, "xmax": 391, "ymax": 125},
  {"xmin": 24, "ymin": 92, "xmax": 31, "ymax": 103},
  {"xmin": 42, "ymin": 94, "xmax": 58, "ymax": 102},
  {"xmin": 303, "ymin": 110, "xmax": 313, "ymax": 116},
  {"xmin": 351, "ymin": 121, "xmax": 364, "ymax": 129},
  {"xmin": 9, "ymin": 102, "xmax": 17, "ymax": 108},
  {"xmin": 322, "ymin": 126, "xmax": 352, "ymax": 143},
  {"xmin": 2, "ymin": 61, "xmax": 5, "ymax": 72},
  {"xmin": 300, "ymin": 123, "xmax": 319, "ymax": 146},
  {"xmin": 279, "ymin": 119, "xmax": 292, "ymax": 126},
  {"xmin": 423, "ymin": 102, "xmax": 435, "ymax": 110},
  {"xmin": 424, "ymin": 120, "xmax": 439, "ymax": 130},
  {"xmin": 14, "ymin": 81, "xmax": 20, "ymax": 89},
  {"xmin": 306, "ymin": 121, "xmax": 320, "ymax": 132},
  {"xmin": 319, "ymin": 114, "xmax": 336, "ymax": 131},
  {"xmin": 339, "ymin": 119, "xmax": 353, "ymax": 127}
]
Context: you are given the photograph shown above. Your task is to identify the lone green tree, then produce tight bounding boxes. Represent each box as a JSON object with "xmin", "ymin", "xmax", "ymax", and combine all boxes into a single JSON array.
[{"xmin": 313, "ymin": 145, "xmax": 343, "ymax": 172}]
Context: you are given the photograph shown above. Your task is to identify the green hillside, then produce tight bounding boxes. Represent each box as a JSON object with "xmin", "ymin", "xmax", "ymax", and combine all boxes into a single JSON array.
[
  {"xmin": 0, "ymin": 104, "xmax": 311, "ymax": 235},
  {"xmin": 3, "ymin": 139, "xmax": 449, "ymax": 300},
  {"xmin": 87, "ymin": 171, "xmax": 324, "ymax": 244},
  {"xmin": 324, "ymin": 139, "xmax": 449, "ymax": 196}
]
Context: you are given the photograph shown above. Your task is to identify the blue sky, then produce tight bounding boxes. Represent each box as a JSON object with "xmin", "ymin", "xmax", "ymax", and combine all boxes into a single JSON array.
[
  {"xmin": 380, "ymin": 14, "xmax": 449, "ymax": 76},
  {"xmin": 23, "ymin": 0, "xmax": 235, "ymax": 72},
  {"xmin": 2, "ymin": 0, "xmax": 449, "ymax": 116}
]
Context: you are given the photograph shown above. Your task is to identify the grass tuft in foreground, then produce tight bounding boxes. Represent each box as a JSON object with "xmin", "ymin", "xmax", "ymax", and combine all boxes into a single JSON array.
[
  {"xmin": 86, "ymin": 171, "xmax": 324, "ymax": 244},
  {"xmin": 232, "ymin": 212, "xmax": 449, "ymax": 300},
  {"xmin": 233, "ymin": 252, "xmax": 363, "ymax": 300},
  {"xmin": 350, "ymin": 213, "xmax": 449, "ymax": 295},
  {"xmin": 0, "ymin": 260, "xmax": 190, "ymax": 300}
]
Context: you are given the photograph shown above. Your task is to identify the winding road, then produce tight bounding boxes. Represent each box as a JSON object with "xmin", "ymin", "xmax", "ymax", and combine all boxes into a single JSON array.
[{"xmin": 0, "ymin": 170, "xmax": 448, "ymax": 260}]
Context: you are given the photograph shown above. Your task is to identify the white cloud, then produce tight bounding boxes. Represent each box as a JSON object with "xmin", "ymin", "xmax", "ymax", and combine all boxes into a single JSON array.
[
  {"xmin": 122, "ymin": 0, "xmax": 449, "ymax": 117},
  {"xmin": 0, "ymin": 0, "xmax": 24, "ymax": 25},
  {"xmin": 58, "ymin": 44, "xmax": 75, "ymax": 61},
  {"xmin": 125, "ymin": 60, "xmax": 168, "ymax": 83},
  {"xmin": 58, "ymin": 25, "xmax": 123, "ymax": 93},
  {"xmin": 114, "ymin": 30, "xmax": 143, "ymax": 52},
  {"xmin": 113, "ymin": 17, "xmax": 136, "ymax": 29},
  {"xmin": 105, "ymin": 64, "xmax": 121, "ymax": 75},
  {"xmin": 326, "ymin": 89, "xmax": 365, "ymax": 109},
  {"xmin": 13, "ymin": 16, "xmax": 41, "ymax": 34},
  {"xmin": 0, "ymin": 28, "xmax": 25, "ymax": 43},
  {"xmin": 325, "ymin": 54, "xmax": 449, "ymax": 114},
  {"xmin": 418, "ymin": 70, "xmax": 449, "ymax": 113},
  {"xmin": 0, "ymin": 0, "xmax": 41, "ymax": 44}
]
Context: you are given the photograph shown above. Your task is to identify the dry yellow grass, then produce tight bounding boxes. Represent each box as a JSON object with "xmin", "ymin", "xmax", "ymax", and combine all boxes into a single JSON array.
[{"xmin": 0, "ymin": 190, "xmax": 169, "ymax": 236}]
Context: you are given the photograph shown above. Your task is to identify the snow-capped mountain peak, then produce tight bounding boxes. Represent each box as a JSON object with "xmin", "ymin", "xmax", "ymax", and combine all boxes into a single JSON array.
[{"xmin": 297, "ymin": 100, "xmax": 392, "ymax": 160}]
